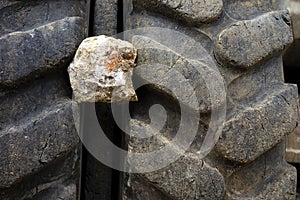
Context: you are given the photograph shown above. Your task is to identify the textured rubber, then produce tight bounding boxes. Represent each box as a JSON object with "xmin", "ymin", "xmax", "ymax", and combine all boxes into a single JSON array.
[
  {"xmin": 0, "ymin": 0, "xmax": 87, "ymax": 199},
  {"xmin": 122, "ymin": 0, "xmax": 299, "ymax": 199}
]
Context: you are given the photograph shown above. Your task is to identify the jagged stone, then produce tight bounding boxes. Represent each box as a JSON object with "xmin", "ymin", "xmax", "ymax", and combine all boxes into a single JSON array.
[
  {"xmin": 68, "ymin": 35, "xmax": 137, "ymax": 103},
  {"xmin": 215, "ymin": 10, "xmax": 293, "ymax": 68}
]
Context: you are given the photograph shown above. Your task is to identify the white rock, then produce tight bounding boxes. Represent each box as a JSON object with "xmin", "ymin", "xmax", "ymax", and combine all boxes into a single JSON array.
[{"xmin": 68, "ymin": 35, "xmax": 138, "ymax": 103}]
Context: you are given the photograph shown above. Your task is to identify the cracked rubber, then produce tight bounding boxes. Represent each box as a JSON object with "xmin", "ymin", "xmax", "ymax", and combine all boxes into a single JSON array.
[
  {"xmin": 0, "ymin": 0, "xmax": 87, "ymax": 199},
  {"xmin": 122, "ymin": 0, "xmax": 299, "ymax": 199}
]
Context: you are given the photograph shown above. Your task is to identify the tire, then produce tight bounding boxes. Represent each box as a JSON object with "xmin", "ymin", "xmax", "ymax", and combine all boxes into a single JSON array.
[
  {"xmin": 81, "ymin": 1, "xmax": 120, "ymax": 199},
  {"xmin": 121, "ymin": 0, "xmax": 299, "ymax": 199},
  {"xmin": 0, "ymin": 1, "xmax": 87, "ymax": 199}
]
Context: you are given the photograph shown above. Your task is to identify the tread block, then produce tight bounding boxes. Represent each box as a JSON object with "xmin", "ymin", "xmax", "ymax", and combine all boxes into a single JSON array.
[
  {"xmin": 132, "ymin": 35, "xmax": 225, "ymax": 113},
  {"xmin": 225, "ymin": 143, "xmax": 296, "ymax": 199},
  {"xmin": 224, "ymin": 0, "xmax": 274, "ymax": 20},
  {"xmin": 123, "ymin": 173, "xmax": 170, "ymax": 200},
  {"xmin": 217, "ymin": 84, "xmax": 299, "ymax": 163},
  {"xmin": 133, "ymin": 0, "xmax": 223, "ymax": 25},
  {"xmin": 215, "ymin": 10, "xmax": 293, "ymax": 68},
  {"xmin": 227, "ymin": 57, "xmax": 283, "ymax": 107},
  {"xmin": 0, "ymin": 101, "xmax": 79, "ymax": 188},
  {"xmin": 0, "ymin": 74, "xmax": 71, "ymax": 129},
  {"xmin": 128, "ymin": 119, "xmax": 225, "ymax": 200},
  {"xmin": 0, "ymin": 17, "xmax": 85, "ymax": 85},
  {"xmin": 0, "ymin": 0, "xmax": 86, "ymax": 36},
  {"xmin": 31, "ymin": 183, "xmax": 77, "ymax": 200},
  {"xmin": 0, "ymin": 148, "xmax": 80, "ymax": 199}
]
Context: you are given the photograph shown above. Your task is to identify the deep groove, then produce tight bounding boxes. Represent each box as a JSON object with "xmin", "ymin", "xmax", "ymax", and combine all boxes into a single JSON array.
[
  {"xmin": 79, "ymin": 105, "xmax": 88, "ymax": 200},
  {"xmin": 110, "ymin": 1, "xmax": 126, "ymax": 200},
  {"xmin": 81, "ymin": 1, "xmax": 125, "ymax": 199},
  {"xmin": 111, "ymin": 118, "xmax": 125, "ymax": 200},
  {"xmin": 117, "ymin": 0, "xmax": 124, "ymax": 33},
  {"xmin": 80, "ymin": 1, "xmax": 95, "ymax": 200},
  {"xmin": 284, "ymin": 67, "xmax": 300, "ymax": 94},
  {"xmin": 80, "ymin": 146, "xmax": 87, "ymax": 200},
  {"xmin": 88, "ymin": 0, "xmax": 96, "ymax": 36}
]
